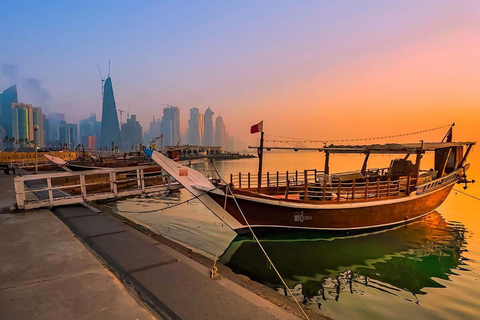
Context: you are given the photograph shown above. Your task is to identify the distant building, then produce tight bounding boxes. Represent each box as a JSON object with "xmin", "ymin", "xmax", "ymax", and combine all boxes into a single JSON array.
[
  {"xmin": 187, "ymin": 107, "xmax": 204, "ymax": 145},
  {"xmin": 162, "ymin": 106, "xmax": 180, "ymax": 146},
  {"xmin": 215, "ymin": 115, "xmax": 226, "ymax": 148},
  {"xmin": 59, "ymin": 121, "xmax": 78, "ymax": 150},
  {"xmin": 203, "ymin": 107, "xmax": 214, "ymax": 146},
  {"xmin": 121, "ymin": 115, "xmax": 143, "ymax": 151},
  {"xmin": 45, "ymin": 113, "xmax": 65, "ymax": 147},
  {"xmin": 100, "ymin": 77, "xmax": 121, "ymax": 150},
  {"xmin": 11, "ymin": 103, "xmax": 44, "ymax": 148},
  {"xmin": 0, "ymin": 85, "xmax": 18, "ymax": 149},
  {"xmin": 79, "ymin": 114, "xmax": 101, "ymax": 149}
]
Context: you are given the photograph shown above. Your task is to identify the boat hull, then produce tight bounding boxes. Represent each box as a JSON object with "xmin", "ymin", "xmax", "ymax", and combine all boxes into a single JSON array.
[{"xmin": 208, "ymin": 182, "xmax": 456, "ymax": 234}]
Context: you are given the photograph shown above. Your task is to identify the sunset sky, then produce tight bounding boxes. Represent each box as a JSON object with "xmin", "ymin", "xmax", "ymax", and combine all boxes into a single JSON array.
[{"xmin": 1, "ymin": 1, "xmax": 479, "ymax": 144}]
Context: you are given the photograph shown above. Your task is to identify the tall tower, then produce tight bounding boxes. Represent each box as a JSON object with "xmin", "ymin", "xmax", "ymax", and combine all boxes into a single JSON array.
[
  {"xmin": 162, "ymin": 106, "xmax": 180, "ymax": 146},
  {"xmin": 203, "ymin": 107, "xmax": 214, "ymax": 146},
  {"xmin": 100, "ymin": 77, "xmax": 121, "ymax": 150},
  {"xmin": 187, "ymin": 108, "xmax": 203, "ymax": 145},
  {"xmin": 11, "ymin": 103, "xmax": 44, "ymax": 148},
  {"xmin": 0, "ymin": 85, "xmax": 18, "ymax": 138},
  {"xmin": 215, "ymin": 115, "xmax": 226, "ymax": 148}
]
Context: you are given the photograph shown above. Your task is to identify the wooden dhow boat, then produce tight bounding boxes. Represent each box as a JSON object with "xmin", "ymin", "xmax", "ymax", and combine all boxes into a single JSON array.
[{"xmin": 145, "ymin": 128, "xmax": 475, "ymax": 234}]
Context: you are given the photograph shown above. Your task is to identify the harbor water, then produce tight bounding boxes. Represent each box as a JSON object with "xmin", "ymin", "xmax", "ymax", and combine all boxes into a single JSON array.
[{"xmin": 108, "ymin": 151, "xmax": 480, "ymax": 320}]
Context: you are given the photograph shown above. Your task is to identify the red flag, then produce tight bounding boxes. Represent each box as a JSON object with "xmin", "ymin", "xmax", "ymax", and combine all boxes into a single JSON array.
[{"xmin": 250, "ymin": 121, "xmax": 263, "ymax": 134}]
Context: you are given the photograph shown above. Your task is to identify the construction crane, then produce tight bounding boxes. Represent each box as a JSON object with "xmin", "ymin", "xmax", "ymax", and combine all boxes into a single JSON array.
[
  {"xmin": 117, "ymin": 109, "xmax": 124, "ymax": 126},
  {"xmin": 96, "ymin": 64, "xmax": 105, "ymax": 97},
  {"xmin": 150, "ymin": 135, "xmax": 164, "ymax": 151},
  {"xmin": 158, "ymin": 103, "xmax": 175, "ymax": 108}
]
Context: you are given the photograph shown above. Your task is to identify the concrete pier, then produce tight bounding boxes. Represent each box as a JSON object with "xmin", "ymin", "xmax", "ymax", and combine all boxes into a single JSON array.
[{"xmin": 0, "ymin": 172, "xmax": 305, "ymax": 320}]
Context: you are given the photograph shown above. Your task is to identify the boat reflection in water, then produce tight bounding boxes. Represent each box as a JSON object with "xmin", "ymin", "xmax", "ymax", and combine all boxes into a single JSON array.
[{"xmin": 221, "ymin": 212, "xmax": 468, "ymax": 309}]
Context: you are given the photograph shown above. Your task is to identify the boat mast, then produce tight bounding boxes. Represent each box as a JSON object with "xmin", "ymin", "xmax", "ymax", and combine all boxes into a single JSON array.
[{"xmin": 258, "ymin": 131, "xmax": 264, "ymax": 192}]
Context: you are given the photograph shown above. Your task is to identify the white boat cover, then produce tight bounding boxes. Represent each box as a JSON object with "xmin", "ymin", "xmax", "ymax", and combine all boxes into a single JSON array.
[{"xmin": 146, "ymin": 150, "xmax": 243, "ymax": 230}]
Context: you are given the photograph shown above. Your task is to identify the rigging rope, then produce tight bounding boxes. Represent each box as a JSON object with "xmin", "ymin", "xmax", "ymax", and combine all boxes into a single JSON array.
[
  {"xmin": 265, "ymin": 123, "xmax": 453, "ymax": 144},
  {"xmin": 115, "ymin": 188, "xmax": 216, "ymax": 214},
  {"xmin": 453, "ymin": 188, "xmax": 480, "ymax": 201},
  {"xmin": 211, "ymin": 163, "xmax": 310, "ymax": 320}
]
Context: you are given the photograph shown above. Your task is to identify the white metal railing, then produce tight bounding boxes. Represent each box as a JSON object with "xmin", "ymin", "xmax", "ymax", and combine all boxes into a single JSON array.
[{"xmin": 14, "ymin": 165, "xmax": 176, "ymax": 210}]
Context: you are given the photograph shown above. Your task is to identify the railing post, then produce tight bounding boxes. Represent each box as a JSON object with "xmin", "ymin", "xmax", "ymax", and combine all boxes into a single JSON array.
[
  {"xmin": 47, "ymin": 178, "xmax": 54, "ymax": 205},
  {"xmin": 230, "ymin": 173, "xmax": 233, "ymax": 185},
  {"xmin": 276, "ymin": 171, "xmax": 279, "ymax": 192},
  {"xmin": 352, "ymin": 180, "xmax": 355, "ymax": 200},
  {"xmin": 376, "ymin": 178, "xmax": 380, "ymax": 198},
  {"xmin": 365, "ymin": 180, "xmax": 369, "ymax": 199},
  {"xmin": 314, "ymin": 169, "xmax": 317, "ymax": 183},
  {"xmin": 322, "ymin": 179, "xmax": 326, "ymax": 201},
  {"xmin": 80, "ymin": 174, "xmax": 87, "ymax": 199},
  {"xmin": 304, "ymin": 170, "xmax": 309, "ymax": 200},
  {"xmin": 248, "ymin": 172, "xmax": 250, "ymax": 189},
  {"xmin": 285, "ymin": 180, "xmax": 290, "ymax": 199},
  {"xmin": 406, "ymin": 176, "xmax": 411, "ymax": 195},
  {"xmin": 136, "ymin": 168, "xmax": 141, "ymax": 189},
  {"xmin": 140, "ymin": 169, "xmax": 145, "ymax": 192},
  {"xmin": 239, "ymin": 173, "xmax": 242, "ymax": 188},
  {"xmin": 14, "ymin": 177, "xmax": 25, "ymax": 210},
  {"xmin": 387, "ymin": 177, "xmax": 391, "ymax": 197},
  {"xmin": 295, "ymin": 170, "xmax": 298, "ymax": 185},
  {"xmin": 337, "ymin": 181, "xmax": 341, "ymax": 201},
  {"xmin": 110, "ymin": 170, "xmax": 117, "ymax": 196},
  {"xmin": 267, "ymin": 172, "xmax": 270, "ymax": 187}
]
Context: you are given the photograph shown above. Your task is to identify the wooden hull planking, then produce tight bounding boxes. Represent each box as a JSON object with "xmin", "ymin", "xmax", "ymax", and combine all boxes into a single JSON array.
[{"xmin": 208, "ymin": 181, "xmax": 456, "ymax": 232}]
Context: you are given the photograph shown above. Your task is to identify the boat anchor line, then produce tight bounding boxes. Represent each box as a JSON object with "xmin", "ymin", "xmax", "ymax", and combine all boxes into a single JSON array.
[{"xmin": 453, "ymin": 188, "xmax": 480, "ymax": 201}]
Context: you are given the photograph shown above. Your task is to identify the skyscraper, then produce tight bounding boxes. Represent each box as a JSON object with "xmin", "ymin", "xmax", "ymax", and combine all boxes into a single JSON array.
[
  {"xmin": 162, "ymin": 106, "xmax": 180, "ymax": 146},
  {"xmin": 121, "ymin": 115, "xmax": 143, "ymax": 150},
  {"xmin": 215, "ymin": 115, "xmax": 226, "ymax": 148},
  {"xmin": 187, "ymin": 107, "xmax": 204, "ymax": 145},
  {"xmin": 79, "ymin": 114, "xmax": 101, "ymax": 149},
  {"xmin": 45, "ymin": 113, "xmax": 65, "ymax": 147},
  {"xmin": 0, "ymin": 85, "xmax": 18, "ymax": 140},
  {"xmin": 11, "ymin": 103, "xmax": 44, "ymax": 148},
  {"xmin": 100, "ymin": 77, "xmax": 121, "ymax": 150},
  {"xmin": 59, "ymin": 121, "xmax": 78, "ymax": 150},
  {"xmin": 203, "ymin": 107, "xmax": 214, "ymax": 146}
]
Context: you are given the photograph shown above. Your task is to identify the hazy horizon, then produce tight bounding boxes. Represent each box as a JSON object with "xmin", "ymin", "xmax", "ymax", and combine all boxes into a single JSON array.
[{"xmin": 1, "ymin": 1, "xmax": 479, "ymax": 146}]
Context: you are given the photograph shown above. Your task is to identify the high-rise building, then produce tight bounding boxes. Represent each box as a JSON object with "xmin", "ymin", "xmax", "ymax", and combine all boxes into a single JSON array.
[
  {"xmin": 59, "ymin": 121, "xmax": 78, "ymax": 150},
  {"xmin": 149, "ymin": 115, "xmax": 162, "ymax": 137},
  {"xmin": 162, "ymin": 106, "xmax": 180, "ymax": 146},
  {"xmin": 45, "ymin": 113, "xmax": 65, "ymax": 147},
  {"xmin": 100, "ymin": 77, "xmax": 121, "ymax": 150},
  {"xmin": 203, "ymin": 107, "xmax": 214, "ymax": 146},
  {"xmin": 121, "ymin": 115, "xmax": 143, "ymax": 151},
  {"xmin": 187, "ymin": 107, "xmax": 204, "ymax": 145},
  {"xmin": 0, "ymin": 85, "xmax": 18, "ymax": 143},
  {"xmin": 79, "ymin": 114, "xmax": 101, "ymax": 149},
  {"xmin": 11, "ymin": 103, "xmax": 44, "ymax": 148},
  {"xmin": 215, "ymin": 115, "xmax": 226, "ymax": 148}
]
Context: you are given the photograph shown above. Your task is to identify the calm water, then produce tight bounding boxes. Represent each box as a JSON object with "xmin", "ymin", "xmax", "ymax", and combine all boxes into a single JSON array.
[{"xmin": 109, "ymin": 151, "xmax": 480, "ymax": 320}]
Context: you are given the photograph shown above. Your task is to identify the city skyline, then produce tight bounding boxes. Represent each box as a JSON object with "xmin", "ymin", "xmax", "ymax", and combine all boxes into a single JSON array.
[{"xmin": 1, "ymin": 1, "xmax": 479, "ymax": 144}]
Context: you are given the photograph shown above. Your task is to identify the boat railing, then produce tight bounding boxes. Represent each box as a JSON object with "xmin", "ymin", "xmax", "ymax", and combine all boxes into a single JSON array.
[
  {"xmin": 230, "ymin": 169, "xmax": 416, "ymax": 201},
  {"xmin": 230, "ymin": 169, "xmax": 320, "ymax": 189}
]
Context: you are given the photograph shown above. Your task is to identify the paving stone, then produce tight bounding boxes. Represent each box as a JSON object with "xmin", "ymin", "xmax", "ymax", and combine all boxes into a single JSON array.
[
  {"xmin": 90, "ymin": 230, "xmax": 177, "ymax": 275},
  {"xmin": 65, "ymin": 214, "xmax": 126, "ymax": 239},
  {"xmin": 130, "ymin": 263, "xmax": 280, "ymax": 320},
  {"xmin": 53, "ymin": 205, "xmax": 99, "ymax": 220}
]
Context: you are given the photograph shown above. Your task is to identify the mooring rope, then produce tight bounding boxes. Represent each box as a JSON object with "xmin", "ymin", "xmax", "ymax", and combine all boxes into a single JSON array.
[
  {"xmin": 211, "ymin": 163, "xmax": 310, "ymax": 320},
  {"xmin": 453, "ymin": 188, "xmax": 480, "ymax": 201},
  {"xmin": 115, "ymin": 188, "xmax": 216, "ymax": 214}
]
